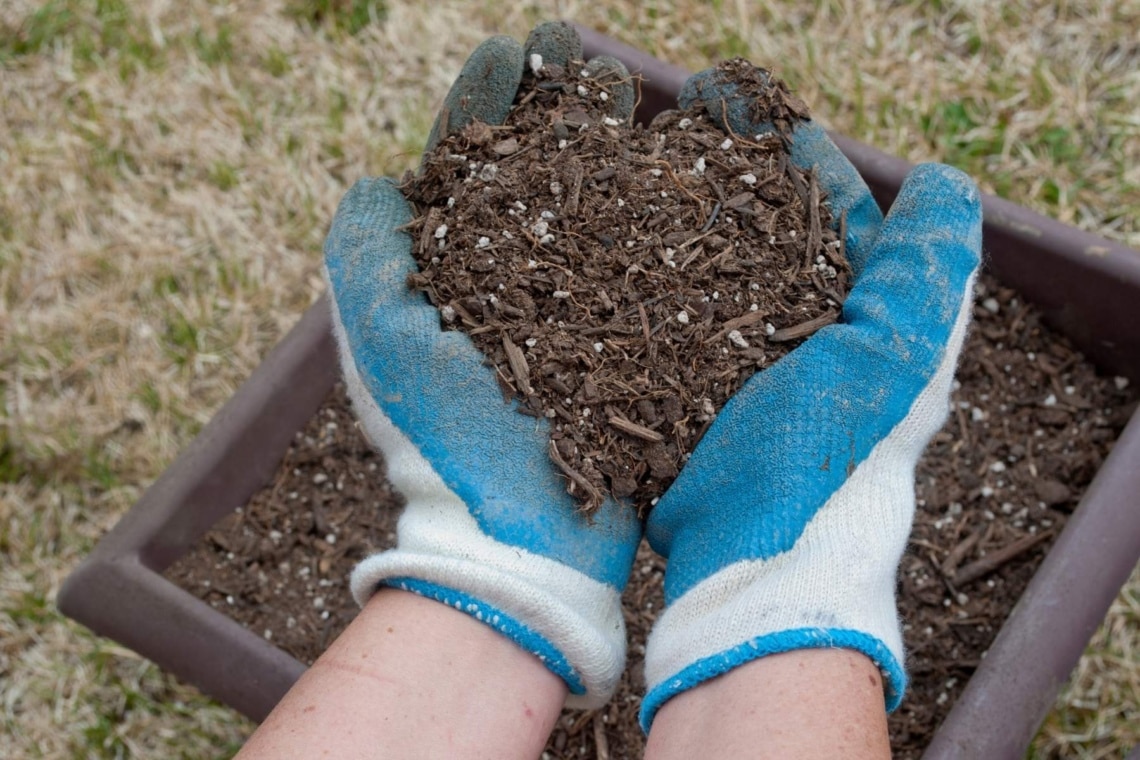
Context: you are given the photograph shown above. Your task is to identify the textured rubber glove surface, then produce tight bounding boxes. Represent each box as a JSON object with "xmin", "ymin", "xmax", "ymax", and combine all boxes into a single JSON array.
[
  {"xmin": 325, "ymin": 178, "xmax": 640, "ymax": 584},
  {"xmin": 423, "ymin": 36, "xmax": 524, "ymax": 153}
]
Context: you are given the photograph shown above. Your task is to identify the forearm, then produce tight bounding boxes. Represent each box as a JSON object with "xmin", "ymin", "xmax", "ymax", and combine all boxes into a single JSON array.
[
  {"xmin": 237, "ymin": 588, "xmax": 566, "ymax": 760},
  {"xmin": 645, "ymin": 649, "xmax": 890, "ymax": 760}
]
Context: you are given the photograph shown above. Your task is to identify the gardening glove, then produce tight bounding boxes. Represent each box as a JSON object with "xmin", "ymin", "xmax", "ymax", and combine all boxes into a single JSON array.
[
  {"xmin": 323, "ymin": 23, "xmax": 641, "ymax": 708},
  {"xmin": 639, "ymin": 64, "xmax": 984, "ymax": 729}
]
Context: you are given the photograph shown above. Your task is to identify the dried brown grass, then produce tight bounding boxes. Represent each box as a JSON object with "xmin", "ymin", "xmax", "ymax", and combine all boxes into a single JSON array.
[{"xmin": 1, "ymin": 0, "xmax": 1136, "ymax": 757}]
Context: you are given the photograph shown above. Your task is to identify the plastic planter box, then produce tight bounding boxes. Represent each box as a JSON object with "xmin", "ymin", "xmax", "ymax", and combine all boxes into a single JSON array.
[{"xmin": 60, "ymin": 27, "xmax": 1140, "ymax": 759}]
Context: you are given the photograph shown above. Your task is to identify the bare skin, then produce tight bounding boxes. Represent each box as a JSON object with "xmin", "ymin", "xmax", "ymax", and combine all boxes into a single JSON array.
[
  {"xmin": 646, "ymin": 648, "xmax": 892, "ymax": 760},
  {"xmin": 236, "ymin": 588, "xmax": 566, "ymax": 760},
  {"xmin": 238, "ymin": 587, "xmax": 890, "ymax": 759}
]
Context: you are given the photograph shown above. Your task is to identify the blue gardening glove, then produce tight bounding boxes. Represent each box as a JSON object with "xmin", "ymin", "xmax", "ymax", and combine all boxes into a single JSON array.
[
  {"xmin": 324, "ymin": 23, "xmax": 641, "ymax": 707},
  {"xmin": 639, "ymin": 65, "xmax": 983, "ymax": 728}
]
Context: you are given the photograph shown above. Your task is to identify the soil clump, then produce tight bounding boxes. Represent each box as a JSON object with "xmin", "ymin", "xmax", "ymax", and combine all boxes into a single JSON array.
[{"xmin": 402, "ymin": 59, "xmax": 849, "ymax": 514}]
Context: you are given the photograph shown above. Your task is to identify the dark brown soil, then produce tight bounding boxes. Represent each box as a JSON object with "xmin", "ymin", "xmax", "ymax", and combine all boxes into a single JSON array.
[
  {"xmin": 888, "ymin": 276, "xmax": 1136, "ymax": 757},
  {"xmin": 166, "ymin": 270, "xmax": 1137, "ymax": 758},
  {"xmin": 164, "ymin": 401, "xmax": 395, "ymax": 658},
  {"xmin": 403, "ymin": 59, "xmax": 848, "ymax": 514}
]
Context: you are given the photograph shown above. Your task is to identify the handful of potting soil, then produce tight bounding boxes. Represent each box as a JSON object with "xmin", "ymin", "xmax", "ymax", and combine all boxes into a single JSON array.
[{"xmin": 403, "ymin": 58, "xmax": 851, "ymax": 515}]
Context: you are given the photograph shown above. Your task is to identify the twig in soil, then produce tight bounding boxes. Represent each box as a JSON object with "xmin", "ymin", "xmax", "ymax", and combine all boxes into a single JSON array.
[
  {"xmin": 568, "ymin": 709, "xmax": 594, "ymax": 736},
  {"xmin": 806, "ymin": 170, "xmax": 822, "ymax": 269},
  {"xmin": 593, "ymin": 713, "xmax": 611, "ymax": 760},
  {"xmin": 940, "ymin": 524, "xmax": 986, "ymax": 579},
  {"xmin": 952, "ymin": 530, "xmax": 1055, "ymax": 587},
  {"xmin": 638, "ymin": 302, "xmax": 652, "ymax": 344},
  {"xmin": 769, "ymin": 310, "xmax": 840, "ymax": 342},
  {"xmin": 955, "ymin": 403, "xmax": 971, "ymax": 448},
  {"xmin": 653, "ymin": 158, "xmax": 713, "ymax": 209},
  {"xmin": 630, "ymin": 74, "xmax": 644, "ymax": 124},
  {"xmin": 676, "ymin": 225, "xmax": 723, "ymax": 253},
  {"xmin": 502, "ymin": 335, "xmax": 534, "ymax": 396},
  {"xmin": 609, "ymin": 414, "xmax": 665, "ymax": 442},
  {"xmin": 700, "ymin": 202, "xmax": 722, "ymax": 233},
  {"xmin": 908, "ymin": 538, "xmax": 945, "ymax": 556},
  {"xmin": 837, "ymin": 209, "xmax": 848, "ymax": 265},
  {"xmin": 548, "ymin": 440, "xmax": 605, "ymax": 509},
  {"xmin": 565, "ymin": 159, "xmax": 583, "ymax": 216},
  {"xmin": 785, "ymin": 154, "xmax": 809, "ymax": 206},
  {"xmin": 708, "ymin": 309, "xmax": 770, "ymax": 344}
]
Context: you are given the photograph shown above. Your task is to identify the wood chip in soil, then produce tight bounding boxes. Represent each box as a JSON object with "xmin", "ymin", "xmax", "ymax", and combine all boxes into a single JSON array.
[
  {"xmin": 403, "ymin": 58, "xmax": 850, "ymax": 514},
  {"xmin": 167, "ymin": 270, "xmax": 1138, "ymax": 758}
]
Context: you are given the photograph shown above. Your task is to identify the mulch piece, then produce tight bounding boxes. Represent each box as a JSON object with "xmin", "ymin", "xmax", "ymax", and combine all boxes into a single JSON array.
[
  {"xmin": 166, "ymin": 270, "xmax": 1137, "ymax": 758},
  {"xmin": 402, "ymin": 58, "xmax": 849, "ymax": 514}
]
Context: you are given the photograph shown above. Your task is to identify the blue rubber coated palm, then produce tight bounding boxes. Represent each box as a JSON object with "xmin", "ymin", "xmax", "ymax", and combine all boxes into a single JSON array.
[{"xmin": 325, "ymin": 177, "xmax": 641, "ymax": 584}]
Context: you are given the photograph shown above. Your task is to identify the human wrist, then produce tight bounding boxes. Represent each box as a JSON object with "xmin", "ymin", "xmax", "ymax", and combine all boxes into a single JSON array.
[
  {"xmin": 645, "ymin": 649, "xmax": 891, "ymax": 760},
  {"xmin": 237, "ymin": 587, "xmax": 566, "ymax": 760},
  {"xmin": 349, "ymin": 499, "xmax": 630, "ymax": 707}
]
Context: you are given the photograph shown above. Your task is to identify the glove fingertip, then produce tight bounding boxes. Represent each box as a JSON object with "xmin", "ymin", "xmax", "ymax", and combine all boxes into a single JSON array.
[
  {"xmin": 678, "ymin": 65, "xmax": 775, "ymax": 138},
  {"xmin": 524, "ymin": 21, "xmax": 583, "ymax": 69},
  {"xmin": 885, "ymin": 163, "xmax": 983, "ymax": 270},
  {"xmin": 584, "ymin": 54, "xmax": 636, "ymax": 120},
  {"xmin": 904, "ymin": 163, "xmax": 982, "ymax": 225},
  {"xmin": 678, "ymin": 68, "xmax": 735, "ymax": 133},
  {"xmin": 324, "ymin": 177, "xmax": 416, "ymax": 306},
  {"xmin": 676, "ymin": 67, "xmax": 717, "ymax": 112},
  {"xmin": 425, "ymin": 36, "xmax": 525, "ymax": 151}
]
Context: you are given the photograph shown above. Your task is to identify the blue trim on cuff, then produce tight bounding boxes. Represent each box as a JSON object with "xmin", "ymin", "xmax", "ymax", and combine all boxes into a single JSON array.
[
  {"xmin": 638, "ymin": 628, "xmax": 906, "ymax": 732},
  {"xmin": 383, "ymin": 577, "xmax": 586, "ymax": 696}
]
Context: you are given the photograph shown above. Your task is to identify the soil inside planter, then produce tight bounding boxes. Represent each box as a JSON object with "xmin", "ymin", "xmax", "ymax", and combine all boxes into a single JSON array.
[{"xmin": 166, "ymin": 270, "xmax": 1136, "ymax": 758}]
